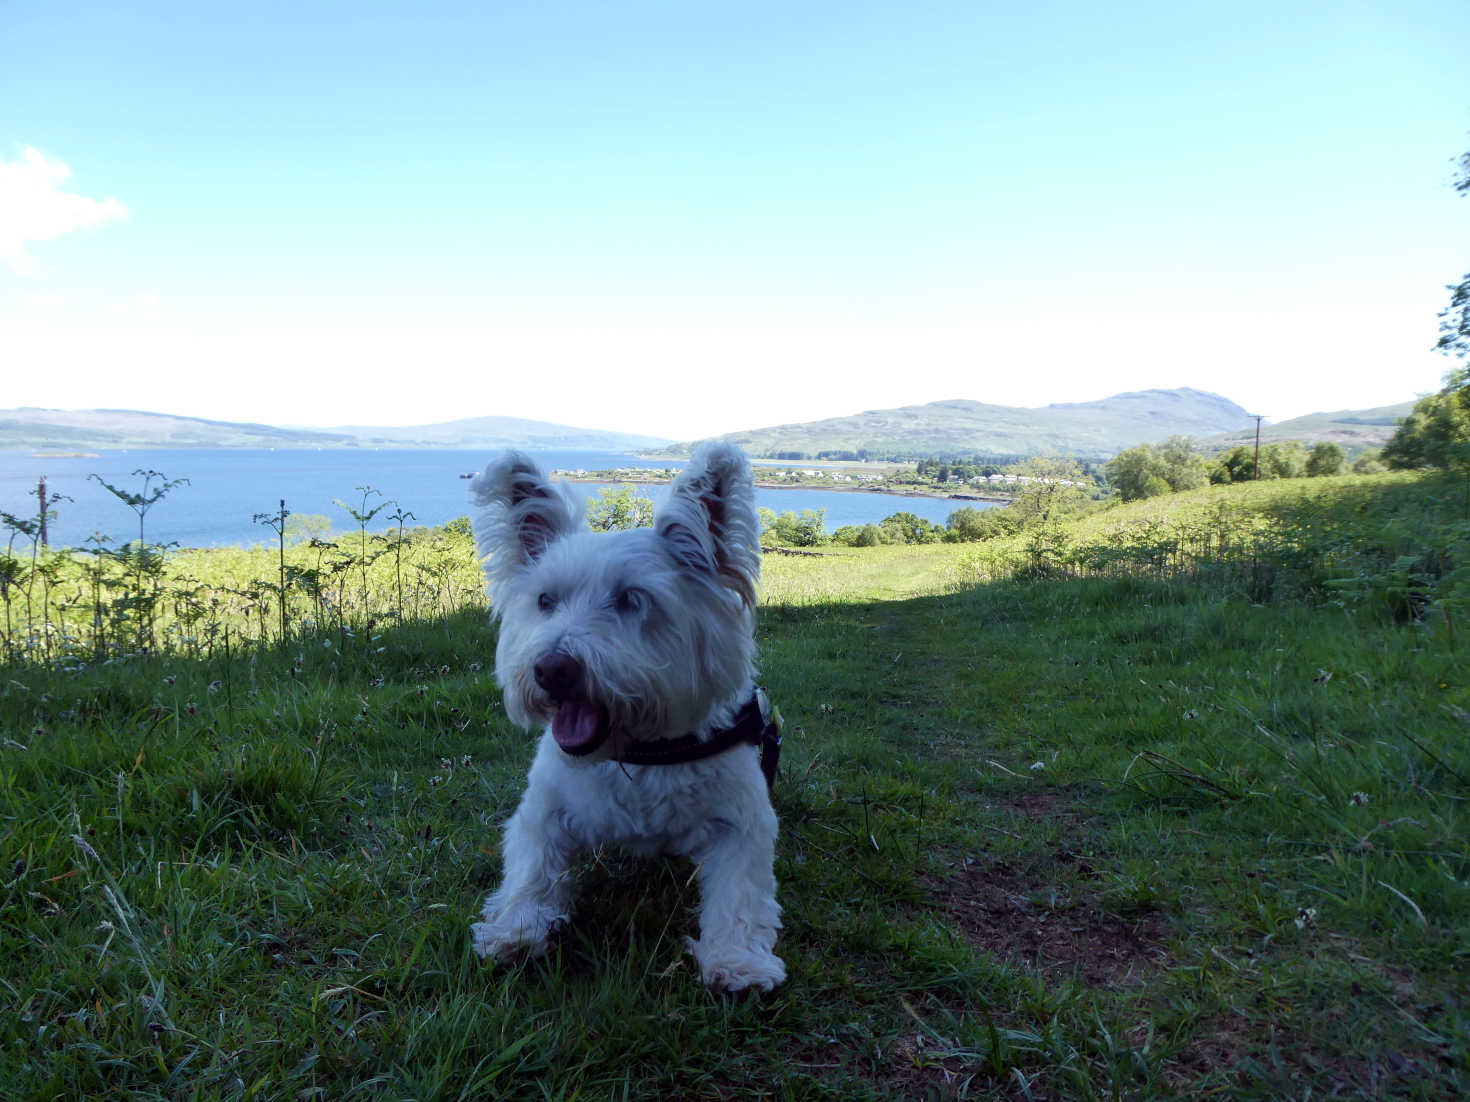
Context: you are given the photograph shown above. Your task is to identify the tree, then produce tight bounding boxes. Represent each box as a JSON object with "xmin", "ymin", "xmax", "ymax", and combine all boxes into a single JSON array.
[
  {"xmin": 832, "ymin": 523, "xmax": 887, "ymax": 546},
  {"xmin": 1305, "ymin": 442, "xmax": 1345, "ymax": 477},
  {"xmin": 770, "ymin": 509, "xmax": 827, "ymax": 547},
  {"xmin": 1105, "ymin": 443, "xmax": 1203, "ymax": 500},
  {"xmin": 1257, "ymin": 442, "xmax": 1306, "ymax": 480},
  {"xmin": 587, "ymin": 485, "xmax": 654, "ymax": 531},
  {"xmin": 879, "ymin": 511, "xmax": 939, "ymax": 544},
  {"xmin": 1157, "ymin": 436, "xmax": 1209, "ymax": 492},
  {"xmin": 945, "ymin": 506, "xmax": 1015, "ymax": 542},
  {"xmin": 1436, "ymin": 147, "xmax": 1470, "ymax": 361},
  {"xmin": 1352, "ymin": 450, "xmax": 1386, "ymax": 474},
  {"xmin": 1012, "ymin": 456, "xmax": 1088, "ymax": 521},
  {"xmin": 1210, "ymin": 445, "xmax": 1256, "ymax": 485},
  {"xmin": 1382, "ymin": 366, "xmax": 1470, "ymax": 472}
]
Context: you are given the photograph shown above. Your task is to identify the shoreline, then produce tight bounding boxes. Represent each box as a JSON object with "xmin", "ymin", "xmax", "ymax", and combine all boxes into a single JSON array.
[{"xmin": 553, "ymin": 470, "xmax": 1009, "ymax": 506}]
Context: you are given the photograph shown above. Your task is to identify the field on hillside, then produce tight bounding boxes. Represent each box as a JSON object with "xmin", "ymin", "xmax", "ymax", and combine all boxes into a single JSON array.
[{"xmin": 2, "ymin": 472, "xmax": 1467, "ymax": 1099}]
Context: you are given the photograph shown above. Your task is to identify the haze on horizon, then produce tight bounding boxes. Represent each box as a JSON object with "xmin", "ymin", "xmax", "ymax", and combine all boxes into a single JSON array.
[{"xmin": 2, "ymin": 0, "xmax": 1467, "ymax": 442}]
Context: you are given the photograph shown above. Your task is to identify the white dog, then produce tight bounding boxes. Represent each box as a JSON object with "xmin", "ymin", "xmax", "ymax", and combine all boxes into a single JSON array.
[{"xmin": 467, "ymin": 443, "xmax": 785, "ymax": 993}]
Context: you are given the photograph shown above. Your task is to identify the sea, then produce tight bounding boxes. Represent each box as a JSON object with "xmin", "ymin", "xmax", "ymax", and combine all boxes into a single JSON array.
[{"xmin": 0, "ymin": 448, "xmax": 994, "ymax": 549}]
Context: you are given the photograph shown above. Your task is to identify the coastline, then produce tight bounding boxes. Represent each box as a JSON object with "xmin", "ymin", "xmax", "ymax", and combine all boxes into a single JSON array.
[{"xmin": 553, "ymin": 470, "xmax": 1010, "ymax": 505}]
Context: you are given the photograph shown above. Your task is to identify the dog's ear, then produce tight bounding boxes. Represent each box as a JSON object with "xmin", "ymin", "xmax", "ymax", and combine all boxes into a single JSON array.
[
  {"xmin": 656, "ymin": 443, "xmax": 760, "ymax": 608},
  {"xmin": 469, "ymin": 452, "xmax": 582, "ymax": 589}
]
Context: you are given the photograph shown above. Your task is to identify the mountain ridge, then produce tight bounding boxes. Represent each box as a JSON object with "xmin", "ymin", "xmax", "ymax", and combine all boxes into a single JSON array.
[
  {"xmin": 1, "ymin": 391, "xmax": 1414, "ymax": 458},
  {"xmin": 0, "ymin": 408, "xmax": 669, "ymax": 452},
  {"xmin": 668, "ymin": 387, "xmax": 1263, "ymax": 460}
]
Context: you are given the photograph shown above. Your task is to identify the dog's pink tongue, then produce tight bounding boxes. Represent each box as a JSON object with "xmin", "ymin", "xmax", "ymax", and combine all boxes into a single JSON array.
[{"xmin": 552, "ymin": 699, "xmax": 610, "ymax": 756}]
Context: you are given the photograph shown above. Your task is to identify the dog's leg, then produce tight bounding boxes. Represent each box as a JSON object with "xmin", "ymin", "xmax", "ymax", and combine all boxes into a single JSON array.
[
  {"xmin": 686, "ymin": 812, "xmax": 785, "ymax": 993},
  {"xmin": 471, "ymin": 791, "xmax": 579, "ymax": 961}
]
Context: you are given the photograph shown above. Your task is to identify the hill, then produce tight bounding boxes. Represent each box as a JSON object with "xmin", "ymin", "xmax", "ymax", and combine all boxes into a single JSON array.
[
  {"xmin": 1200, "ymin": 401, "xmax": 1412, "ymax": 454},
  {"xmin": 668, "ymin": 387, "xmax": 1255, "ymax": 461},
  {"xmin": 316, "ymin": 414, "xmax": 669, "ymax": 451},
  {"xmin": 0, "ymin": 407, "xmax": 669, "ymax": 452},
  {"xmin": 0, "ymin": 408, "xmax": 353, "ymax": 450}
]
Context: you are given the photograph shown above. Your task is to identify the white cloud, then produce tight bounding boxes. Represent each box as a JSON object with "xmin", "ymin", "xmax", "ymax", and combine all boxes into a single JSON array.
[{"xmin": 0, "ymin": 147, "xmax": 130, "ymax": 274}]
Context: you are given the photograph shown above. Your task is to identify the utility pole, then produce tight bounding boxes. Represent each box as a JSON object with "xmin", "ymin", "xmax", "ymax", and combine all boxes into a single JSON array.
[{"xmin": 1252, "ymin": 416, "xmax": 1264, "ymax": 481}]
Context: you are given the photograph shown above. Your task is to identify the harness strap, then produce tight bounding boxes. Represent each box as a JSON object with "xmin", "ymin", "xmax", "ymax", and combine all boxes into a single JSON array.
[{"xmin": 614, "ymin": 689, "xmax": 782, "ymax": 791}]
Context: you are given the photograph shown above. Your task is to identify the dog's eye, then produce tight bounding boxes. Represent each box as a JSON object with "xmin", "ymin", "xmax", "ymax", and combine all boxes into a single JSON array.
[
  {"xmin": 614, "ymin": 588, "xmax": 648, "ymax": 616},
  {"xmin": 537, "ymin": 592, "xmax": 556, "ymax": 613}
]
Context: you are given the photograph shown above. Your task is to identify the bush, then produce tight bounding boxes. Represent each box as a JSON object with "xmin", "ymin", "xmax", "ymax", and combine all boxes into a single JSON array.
[
  {"xmin": 1305, "ymin": 442, "xmax": 1345, "ymax": 477},
  {"xmin": 766, "ymin": 509, "xmax": 827, "ymax": 547},
  {"xmin": 946, "ymin": 506, "xmax": 1016, "ymax": 542}
]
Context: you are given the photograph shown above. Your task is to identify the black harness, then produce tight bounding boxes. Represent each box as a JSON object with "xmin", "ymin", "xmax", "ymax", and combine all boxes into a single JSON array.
[{"xmin": 613, "ymin": 690, "xmax": 782, "ymax": 791}]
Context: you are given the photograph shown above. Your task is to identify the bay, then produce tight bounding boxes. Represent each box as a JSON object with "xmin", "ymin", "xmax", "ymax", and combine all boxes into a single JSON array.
[{"xmin": 0, "ymin": 448, "xmax": 992, "ymax": 549}]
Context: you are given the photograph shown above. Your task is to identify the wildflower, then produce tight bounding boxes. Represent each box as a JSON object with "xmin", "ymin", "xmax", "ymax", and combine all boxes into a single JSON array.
[
  {"xmin": 428, "ymin": 775, "xmax": 443, "ymax": 787},
  {"xmin": 1350, "ymin": 791, "xmax": 1369, "ymax": 807},
  {"xmin": 186, "ymin": 701, "xmax": 197, "ymax": 715},
  {"xmin": 819, "ymin": 703, "xmax": 833, "ymax": 714},
  {"xmin": 1030, "ymin": 761, "xmax": 1045, "ymax": 771},
  {"xmin": 358, "ymin": 701, "xmax": 369, "ymax": 717},
  {"xmin": 439, "ymin": 757, "xmax": 452, "ymax": 772},
  {"xmin": 1182, "ymin": 709, "xmax": 1198, "ymax": 720},
  {"xmin": 1294, "ymin": 906, "xmax": 1317, "ymax": 931},
  {"xmin": 163, "ymin": 676, "xmax": 176, "ymax": 687},
  {"xmin": 468, "ymin": 662, "xmax": 482, "ymax": 673},
  {"xmin": 417, "ymin": 686, "xmax": 428, "ymax": 698},
  {"xmin": 460, "ymin": 754, "xmax": 472, "ymax": 767},
  {"xmin": 208, "ymin": 680, "xmax": 222, "ymax": 694},
  {"xmin": 370, "ymin": 676, "xmax": 384, "ymax": 687},
  {"xmin": 439, "ymin": 665, "xmax": 451, "ymax": 676}
]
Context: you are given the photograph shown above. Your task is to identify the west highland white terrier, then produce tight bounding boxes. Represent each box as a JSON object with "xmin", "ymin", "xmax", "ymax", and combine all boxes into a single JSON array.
[{"xmin": 466, "ymin": 443, "xmax": 785, "ymax": 993}]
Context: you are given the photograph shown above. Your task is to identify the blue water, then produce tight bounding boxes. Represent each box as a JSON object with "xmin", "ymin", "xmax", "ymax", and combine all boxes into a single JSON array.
[{"xmin": 0, "ymin": 448, "xmax": 991, "ymax": 549}]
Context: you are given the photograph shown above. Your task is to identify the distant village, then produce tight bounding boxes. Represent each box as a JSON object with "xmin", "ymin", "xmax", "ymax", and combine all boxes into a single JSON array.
[{"xmin": 552, "ymin": 464, "xmax": 1085, "ymax": 499}]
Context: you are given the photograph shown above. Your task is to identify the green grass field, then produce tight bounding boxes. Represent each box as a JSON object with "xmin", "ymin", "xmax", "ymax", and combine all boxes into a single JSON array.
[{"xmin": 3, "ymin": 472, "xmax": 1467, "ymax": 1099}]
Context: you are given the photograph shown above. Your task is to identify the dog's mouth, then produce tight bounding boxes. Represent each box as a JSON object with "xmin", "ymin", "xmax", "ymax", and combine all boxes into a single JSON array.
[{"xmin": 551, "ymin": 697, "xmax": 612, "ymax": 756}]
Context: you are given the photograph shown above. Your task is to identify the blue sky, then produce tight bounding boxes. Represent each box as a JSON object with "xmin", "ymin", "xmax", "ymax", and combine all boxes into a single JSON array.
[{"xmin": 2, "ymin": 0, "xmax": 1467, "ymax": 440}]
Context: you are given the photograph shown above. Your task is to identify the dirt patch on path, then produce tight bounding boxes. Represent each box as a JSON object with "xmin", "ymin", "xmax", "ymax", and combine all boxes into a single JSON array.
[
  {"xmin": 928, "ymin": 789, "xmax": 1170, "ymax": 986},
  {"xmin": 931, "ymin": 853, "xmax": 1169, "ymax": 986}
]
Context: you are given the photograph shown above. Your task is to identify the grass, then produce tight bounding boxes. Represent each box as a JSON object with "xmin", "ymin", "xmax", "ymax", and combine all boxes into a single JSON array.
[{"xmin": 2, "ymin": 471, "xmax": 1468, "ymax": 1099}]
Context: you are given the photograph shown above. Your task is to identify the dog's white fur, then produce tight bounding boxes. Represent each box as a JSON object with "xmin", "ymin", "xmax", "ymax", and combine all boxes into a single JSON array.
[{"xmin": 467, "ymin": 443, "xmax": 784, "ymax": 993}]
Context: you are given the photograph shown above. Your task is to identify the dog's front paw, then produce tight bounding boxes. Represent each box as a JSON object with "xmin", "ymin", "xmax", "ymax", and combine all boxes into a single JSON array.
[
  {"xmin": 471, "ymin": 902, "xmax": 566, "ymax": 961},
  {"xmin": 685, "ymin": 936, "xmax": 786, "ymax": 994}
]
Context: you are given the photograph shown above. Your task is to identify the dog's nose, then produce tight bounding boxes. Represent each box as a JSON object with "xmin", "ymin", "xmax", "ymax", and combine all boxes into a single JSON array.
[{"xmin": 533, "ymin": 652, "xmax": 583, "ymax": 702}]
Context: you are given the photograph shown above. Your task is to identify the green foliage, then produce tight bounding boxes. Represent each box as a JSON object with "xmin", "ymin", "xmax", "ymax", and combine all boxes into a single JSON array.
[
  {"xmin": 945, "ymin": 505, "xmax": 1017, "ymax": 542},
  {"xmin": 586, "ymin": 484, "xmax": 654, "ymax": 531},
  {"xmin": 1009, "ymin": 456, "xmax": 1090, "ymax": 523},
  {"xmin": 766, "ymin": 508, "xmax": 828, "ymax": 547},
  {"xmin": 830, "ymin": 523, "xmax": 887, "ymax": 547},
  {"xmin": 1259, "ymin": 441, "xmax": 1307, "ymax": 479},
  {"xmin": 1352, "ymin": 450, "xmax": 1387, "ymax": 474},
  {"xmin": 1383, "ymin": 366, "xmax": 1470, "ymax": 473},
  {"xmin": 1105, "ymin": 438, "xmax": 1206, "ymax": 500},
  {"xmin": 1438, "ymin": 274, "xmax": 1470, "ymax": 360},
  {"xmin": 877, "ymin": 510, "xmax": 939, "ymax": 545},
  {"xmin": 1434, "ymin": 147, "xmax": 1469, "ymax": 361},
  {"xmin": 1210, "ymin": 444, "xmax": 1256, "ymax": 484},
  {"xmin": 1305, "ymin": 441, "xmax": 1346, "ymax": 477}
]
